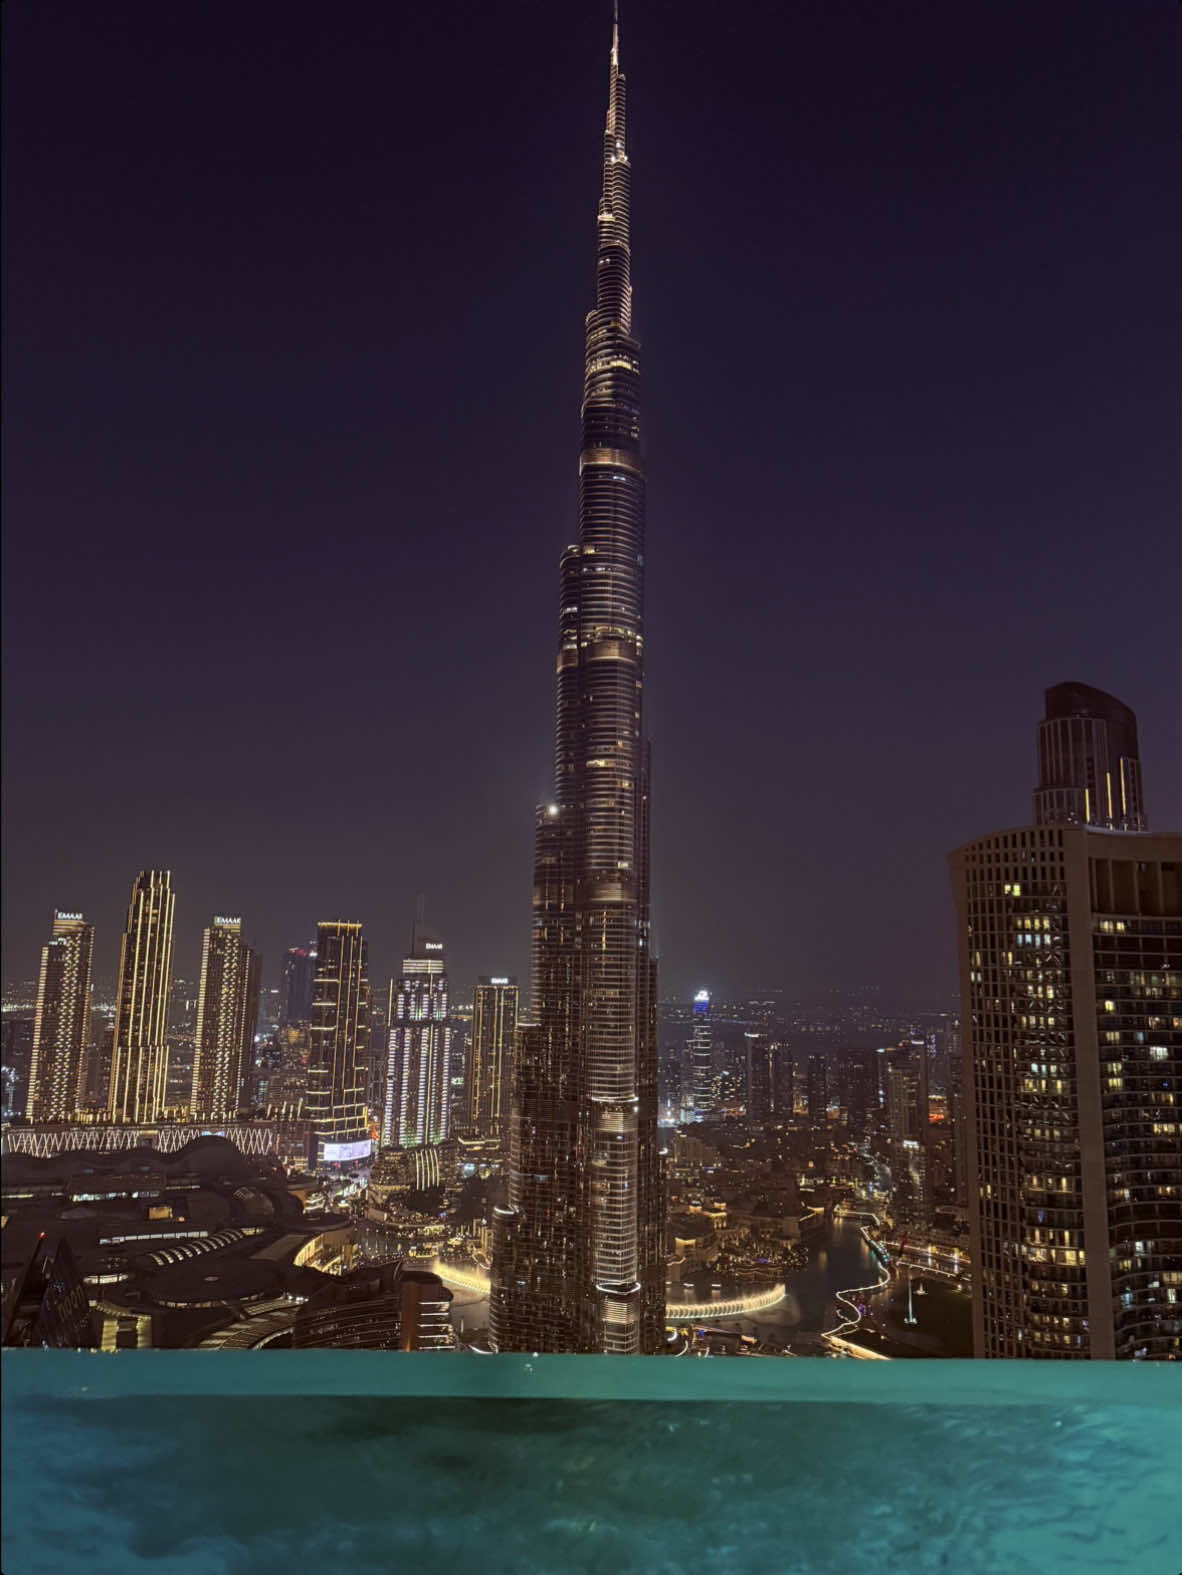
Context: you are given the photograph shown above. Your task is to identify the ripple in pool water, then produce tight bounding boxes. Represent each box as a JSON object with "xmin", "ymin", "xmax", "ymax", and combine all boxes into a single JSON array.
[{"xmin": 4, "ymin": 1394, "xmax": 1180, "ymax": 1575}]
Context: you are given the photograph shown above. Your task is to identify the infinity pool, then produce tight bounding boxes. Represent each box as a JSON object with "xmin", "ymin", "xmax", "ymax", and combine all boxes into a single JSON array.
[{"xmin": 3, "ymin": 1353, "xmax": 1179, "ymax": 1574}]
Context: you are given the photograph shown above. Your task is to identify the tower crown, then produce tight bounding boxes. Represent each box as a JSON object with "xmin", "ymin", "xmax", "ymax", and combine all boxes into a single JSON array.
[{"xmin": 1034, "ymin": 681, "xmax": 1147, "ymax": 832}]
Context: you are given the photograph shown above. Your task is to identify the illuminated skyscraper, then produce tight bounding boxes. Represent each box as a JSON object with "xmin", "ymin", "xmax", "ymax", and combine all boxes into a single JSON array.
[
  {"xmin": 467, "ymin": 976, "xmax": 518, "ymax": 1135},
  {"xmin": 272, "ymin": 943, "xmax": 316, "ymax": 1110},
  {"xmin": 308, "ymin": 921, "xmax": 371, "ymax": 1165},
  {"xmin": 1034, "ymin": 682, "xmax": 1147, "ymax": 831},
  {"xmin": 108, "ymin": 870, "xmax": 175, "ymax": 1123},
  {"xmin": 837, "ymin": 1049, "xmax": 876, "ymax": 1139},
  {"xmin": 384, "ymin": 924, "xmax": 452, "ymax": 1150},
  {"xmin": 950, "ymin": 686, "xmax": 1180, "ymax": 1359},
  {"xmin": 492, "ymin": 9, "xmax": 664, "ymax": 1354},
  {"xmin": 25, "ymin": 913, "xmax": 94, "ymax": 1121},
  {"xmin": 190, "ymin": 917, "xmax": 260, "ymax": 1121},
  {"xmin": 805, "ymin": 1053, "xmax": 828, "ymax": 1128},
  {"xmin": 736, "ymin": 1032, "xmax": 792, "ymax": 1127},
  {"xmin": 946, "ymin": 1022, "xmax": 969, "ymax": 1208},
  {"xmin": 240, "ymin": 948, "xmax": 262, "ymax": 1104},
  {"xmin": 367, "ymin": 989, "xmax": 389, "ymax": 1120},
  {"xmin": 886, "ymin": 1047, "xmax": 930, "ymax": 1225},
  {"xmin": 689, "ymin": 991, "xmax": 714, "ymax": 1117}
]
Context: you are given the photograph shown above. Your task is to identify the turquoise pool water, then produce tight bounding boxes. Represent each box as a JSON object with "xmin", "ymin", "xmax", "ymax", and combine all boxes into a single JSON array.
[{"xmin": 3, "ymin": 1353, "xmax": 1180, "ymax": 1574}]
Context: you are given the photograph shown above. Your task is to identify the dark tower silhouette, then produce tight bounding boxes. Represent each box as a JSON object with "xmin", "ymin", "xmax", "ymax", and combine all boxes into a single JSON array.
[{"xmin": 1034, "ymin": 682, "xmax": 1147, "ymax": 831}]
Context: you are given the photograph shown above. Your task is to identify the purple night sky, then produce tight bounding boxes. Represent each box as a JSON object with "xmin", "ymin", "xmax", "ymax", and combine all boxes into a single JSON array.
[{"xmin": 3, "ymin": 0, "xmax": 1179, "ymax": 1003}]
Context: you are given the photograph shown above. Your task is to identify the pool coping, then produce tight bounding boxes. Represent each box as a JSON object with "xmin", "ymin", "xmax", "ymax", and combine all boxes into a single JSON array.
[{"xmin": 3, "ymin": 1349, "xmax": 1178, "ymax": 1408}]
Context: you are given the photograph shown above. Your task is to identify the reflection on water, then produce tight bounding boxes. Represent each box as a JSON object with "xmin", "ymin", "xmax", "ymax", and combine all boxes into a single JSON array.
[
  {"xmin": 746, "ymin": 1221, "xmax": 874, "ymax": 1336},
  {"xmin": 729, "ymin": 1221, "xmax": 973, "ymax": 1355}
]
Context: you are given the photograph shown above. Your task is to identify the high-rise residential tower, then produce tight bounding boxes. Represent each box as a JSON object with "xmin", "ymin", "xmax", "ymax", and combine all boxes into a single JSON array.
[
  {"xmin": 279, "ymin": 944, "xmax": 316, "ymax": 1029},
  {"xmin": 805, "ymin": 1053, "xmax": 829, "ymax": 1128},
  {"xmin": 384, "ymin": 924, "xmax": 452, "ymax": 1150},
  {"xmin": 308, "ymin": 921, "xmax": 371, "ymax": 1165},
  {"xmin": 886, "ymin": 1045, "xmax": 931, "ymax": 1225},
  {"xmin": 467, "ymin": 976, "xmax": 518, "ymax": 1136},
  {"xmin": 25, "ymin": 913, "xmax": 94, "ymax": 1121},
  {"xmin": 689, "ymin": 991, "xmax": 714, "ymax": 1118},
  {"xmin": 190, "ymin": 917, "xmax": 260, "ymax": 1121},
  {"xmin": 950, "ymin": 687, "xmax": 1180, "ymax": 1359},
  {"xmin": 744, "ymin": 1032, "xmax": 793, "ymax": 1127},
  {"xmin": 837, "ymin": 1049, "xmax": 877, "ymax": 1140},
  {"xmin": 108, "ymin": 870, "xmax": 175, "ymax": 1123},
  {"xmin": 1034, "ymin": 681, "xmax": 1147, "ymax": 832},
  {"xmin": 492, "ymin": 10, "xmax": 663, "ymax": 1355},
  {"xmin": 946, "ymin": 1022, "xmax": 970, "ymax": 1209}
]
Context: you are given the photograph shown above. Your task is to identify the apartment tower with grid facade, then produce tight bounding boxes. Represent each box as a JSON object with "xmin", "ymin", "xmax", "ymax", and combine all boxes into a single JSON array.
[
  {"xmin": 383, "ymin": 923, "xmax": 452, "ymax": 1151},
  {"xmin": 950, "ymin": 684, "xmax": 1180, "ymax": 1359},
  {"xmin": 308, "ymin": 921, "xmax": 371, "ymax": 1165},
  {"xmin": 108, "ymin": 870, "xmax": 175, "ymax": 1123},
  {"xmin": 467, "ymin": 976, "xmax": 518, "ymax": 1136},
  {"xmin": 25, "ymin": 912, "xmax": 94, "ymax": 1122},
  {"xmin": 190, "ymin": 917, "xmax": 261, "ymax": 1121}
]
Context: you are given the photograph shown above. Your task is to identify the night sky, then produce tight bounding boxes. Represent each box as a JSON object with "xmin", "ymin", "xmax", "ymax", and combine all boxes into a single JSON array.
[{"xmin": 4, "ymin": 0, "xmax": 1179, "ymax": 1005}]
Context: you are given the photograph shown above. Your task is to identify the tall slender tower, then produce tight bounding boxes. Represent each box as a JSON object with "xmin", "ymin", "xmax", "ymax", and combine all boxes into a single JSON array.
[
  {"xmin": 190, "ymin": 916, "xmax": 260, "ymax": 1121},
  {"xmin": 279, "ymin": 944, "xmax": 317, "ymax": 1029},
  {"xmin": 492, "ymin": 7, "xmax": 663, "ymax": 1355},
  {"xmin": 308, "ymin": 921, "xmax": 371, "ymax": 1165},
  {"xmin": 806, "ymin": 1053, "xmax": 829, "ymax": 1127},
  {"xmin": 467, "ymin": 976, "xmax": 518, "ymax": 1135},
  {"xmin": 689, "ymin": 991, "xmax": 714, "ymax": 1118},
  {"xmin": 108, "ymin": 870, "xmax": 175, "ymax": 1123},
  {"xmin": 383, "ymin": 923, "xmax": 452, "ymax": 1150},
  {"xmin": 25, "ymin": 912, "xmax": 94, "ymax": 1121}
]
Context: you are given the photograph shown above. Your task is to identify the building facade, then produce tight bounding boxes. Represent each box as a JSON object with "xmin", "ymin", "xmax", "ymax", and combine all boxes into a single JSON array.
[
  {"xmin": 689, "ymin": 990, "xmax": 714, "ymax": 1118},
  {"xmin": 25, "ymin": 913, "xmax": 94, "ymax": 1122},
  {"xmin": 836, "ymin": 1049, "xmax": 876, "ymax": 1140},
  {"xmin": 744, "ymin": 1033, "xmax": 794, "ymax": 1126},
  {"xmin": 885, "ymin": 1045, "xmax": 930, "ymax": 1225},
  {"xmin": 805, "ymin": 1053, "xmax": 828, "ymax": 1129},
  {"xmin": 108, "ymin": 870, "xmax": 175, "ymax": 1124},
  {"xmin": 291, "ymin": 1261, "xmax": 452, "ymax": 1351},
  {"xmin": 951, "ymin": 688, "xmax": 1179, "ymax": 1359},
  {"xmin": 1034, "ymin": 681, "xmax": 1147, "ymax": 832},
  {"xmin": 946, "ymin": 1022, "xmax": 970, "ymax": 1208},
  {"xmin": 467, "ymin": 976, "xmax": 518, "ymax": 1135},
  {"xmin": 1, "ymin": 1233, "xmax": 93, "ymax": 1348},
  {"xmin": 279, "ymin": 945, "xmax": 316, "ymax": 1030},
  {"xmin": 491, "ymin": 11, "xmax": 664, "ymax": 1354},
  {"xmin": 383, "ymin": 924, "xmax": 452, "ymax": 1151},
  {"xmin": 190, "ymin": 917, "xmax": 261, "ymax": 1122},
  {"xmin": 307, "ymin": 922, "xmax": 371, "ymax": 1165}
]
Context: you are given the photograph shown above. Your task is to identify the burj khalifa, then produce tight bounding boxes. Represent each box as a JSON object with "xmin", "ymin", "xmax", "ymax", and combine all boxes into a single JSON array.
[{"xmin": 491, "ymin": 6, "xmax": 664, "ymax": 1354}]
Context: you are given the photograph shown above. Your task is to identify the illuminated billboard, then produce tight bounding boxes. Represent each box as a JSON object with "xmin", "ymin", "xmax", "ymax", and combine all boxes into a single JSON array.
[{"xmin": 320, "ymin": 1139, "xmax": 373, "ymax": 1163}]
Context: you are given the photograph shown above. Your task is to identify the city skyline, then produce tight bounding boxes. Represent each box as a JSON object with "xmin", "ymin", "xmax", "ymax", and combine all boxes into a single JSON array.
[
  {"xmin": 4, "ymin": 0, "xmax": 1179, "ymax": 1007},
  {"xmin": 2, "ymin": 27, "xmax": 1180, "ymax": 1575}
]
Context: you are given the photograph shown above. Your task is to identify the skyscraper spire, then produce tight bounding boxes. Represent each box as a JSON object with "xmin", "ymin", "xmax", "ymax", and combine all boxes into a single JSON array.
[{"xmin": 491, "ymin": 5, "xmax": 663, "ymax": 1355}]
